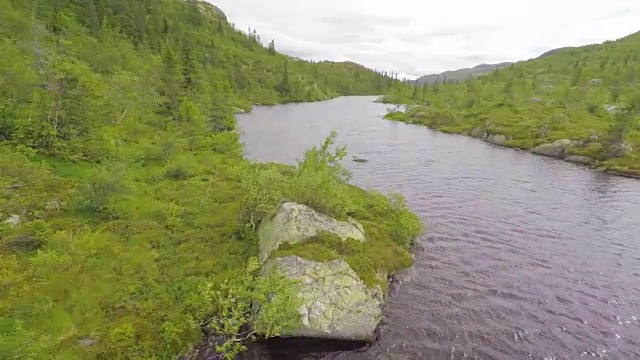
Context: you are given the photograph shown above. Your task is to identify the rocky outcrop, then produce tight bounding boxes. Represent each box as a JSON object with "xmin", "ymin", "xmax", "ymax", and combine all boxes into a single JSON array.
[
  {"xmin": 257, "ymin": 202, "xmax": 381, "ymax": 342},
  {"xmin": 261, "ymin": 256, "xmax": 383, "ymax": 341},
  {"xmin": 532, "ymin": 139, "xmax": 583, "ymax": 158},
  {"xmin": 258, "ymin": 202, "xmax": 365, "ymax": 262}
]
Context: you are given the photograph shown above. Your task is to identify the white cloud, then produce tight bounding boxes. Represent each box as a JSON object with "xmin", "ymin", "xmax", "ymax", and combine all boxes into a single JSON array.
[{"xmin": 209, "ymin": 0, "xmax": 640, "ymax": 78}]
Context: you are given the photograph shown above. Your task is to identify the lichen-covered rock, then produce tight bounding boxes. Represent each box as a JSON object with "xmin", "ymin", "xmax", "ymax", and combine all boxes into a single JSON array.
[
  {"xmin": 486, "ymin": 134, "xmax": 508, "ymax": 146},
  {"xmin": 261, "ymin": 256, "xmax": 383, "ymax": 341},
  {"xmin": 565, "ymin": 155, "xmax": 593, "ymax": 165},
  {"xmin": 532, "ymin": 139, "xmax": 582, "ymax": 158},
  {"xmin": 258, "ymin": 202, "xmax": 365, "ymax": 262}
]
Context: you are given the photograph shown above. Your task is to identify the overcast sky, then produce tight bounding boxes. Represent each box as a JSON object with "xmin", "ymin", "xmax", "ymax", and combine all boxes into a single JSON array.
[{"xmin": 210, "ymin": 0, "xmax": 640, "ymax": 79}]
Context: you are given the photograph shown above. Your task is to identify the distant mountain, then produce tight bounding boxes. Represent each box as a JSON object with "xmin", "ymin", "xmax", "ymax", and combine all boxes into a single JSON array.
[
  {"xmin": 413, "ymin": 62, "xmax": 513, "ymax": 85},
  {"xmin": 537, "ymin": 47, "xmax": 576, "ymax": 58}
]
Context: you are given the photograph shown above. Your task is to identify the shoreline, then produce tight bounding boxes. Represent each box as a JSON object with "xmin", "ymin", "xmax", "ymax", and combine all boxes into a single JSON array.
[{"xmin": 381, "ymin": 111, "xmax": 640, "ymax": 181}]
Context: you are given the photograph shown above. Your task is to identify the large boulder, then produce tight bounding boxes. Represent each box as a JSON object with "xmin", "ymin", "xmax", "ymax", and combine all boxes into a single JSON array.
[
  {"xmin": 258, "ymin": 202, "xmax": 365, "ymax": 262},
  {"xmin": 257, "ymin": 202, "xmax": 383, "ymax": 342},
  {"xmin": 261, "ymin": 256, "xmax": 383, "ymax": 341},
  {"xmin": 532, "ymin": 139, "xmax": 582, "ymax": 158}
]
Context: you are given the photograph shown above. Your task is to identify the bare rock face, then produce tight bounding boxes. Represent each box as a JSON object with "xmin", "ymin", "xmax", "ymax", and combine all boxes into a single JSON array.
[
  {"xmin": 261, "ymin": 256, "xmax": 383, "ymax": 341},
  {"xmin": 258, "ymin": 202, "xmax": 365, "ymax": 263}
]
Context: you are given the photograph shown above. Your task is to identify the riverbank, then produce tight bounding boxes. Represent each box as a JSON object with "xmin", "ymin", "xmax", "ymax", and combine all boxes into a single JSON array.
[
  {"xmin": 383, "ymin": 106, "xmax": 640, "ymax": 180},
  {"xmin": 235, "ymin": 95, "xmax": 640, "ymax": 359}
]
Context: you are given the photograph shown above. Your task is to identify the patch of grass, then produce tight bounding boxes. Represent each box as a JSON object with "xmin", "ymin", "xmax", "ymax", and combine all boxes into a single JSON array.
[
  {"xmin": 271, "ymin": 230, "xmax": 412, "ymax": 292},
  {"xmin": 383, "ymin": 111, "xmax": 410, "ymax": 122}
]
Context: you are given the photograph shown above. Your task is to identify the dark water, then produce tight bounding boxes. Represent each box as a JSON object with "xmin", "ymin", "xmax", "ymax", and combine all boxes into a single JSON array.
[{"xmin": 236, "ymin": 96, "xmax": 640, "ymax": 360}]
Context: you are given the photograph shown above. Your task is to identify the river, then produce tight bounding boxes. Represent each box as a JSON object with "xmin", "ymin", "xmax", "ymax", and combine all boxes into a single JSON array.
[{"xmin": 236, "ymin": 96, "xmax": 640, "ymax": 360}]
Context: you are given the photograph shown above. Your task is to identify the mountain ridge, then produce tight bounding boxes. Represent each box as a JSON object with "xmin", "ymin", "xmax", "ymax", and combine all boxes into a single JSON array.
[{"xmin": 413, "ymin": 61, "xmax": 514, "ymax": 85}]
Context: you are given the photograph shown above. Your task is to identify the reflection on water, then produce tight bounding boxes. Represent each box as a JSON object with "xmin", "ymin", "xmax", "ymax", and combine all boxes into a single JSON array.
[{"xmin": 237, "ymin": 96, "xmax": 640, "ymax": 359}]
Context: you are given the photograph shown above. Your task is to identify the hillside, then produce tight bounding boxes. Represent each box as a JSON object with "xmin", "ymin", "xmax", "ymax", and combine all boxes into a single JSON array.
[
  {"xmin": 0, "ymin": 0, "xmax": 421, "ymax": 359},
  {"xmin": 382, "ymin": 31, "xmax": 640, "ymax": 177},
  {"xmin": 413, "ymin": 62, "xmax": 513, "ymax": 85}
]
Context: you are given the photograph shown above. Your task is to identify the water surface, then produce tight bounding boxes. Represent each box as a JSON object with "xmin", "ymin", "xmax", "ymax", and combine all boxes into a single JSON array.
[{"xmin": 237, "ymin": 96, "xmax": 640, "ymax": 360}]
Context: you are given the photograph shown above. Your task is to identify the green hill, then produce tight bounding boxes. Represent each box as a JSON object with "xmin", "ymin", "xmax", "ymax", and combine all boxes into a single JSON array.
[
  {"xmin": 382, "ymin": 32, "xmax": 640, "ymax": 177},
  {"xmin": 0, "ymin": 0, "xmax": 421, "ymax": 358}
]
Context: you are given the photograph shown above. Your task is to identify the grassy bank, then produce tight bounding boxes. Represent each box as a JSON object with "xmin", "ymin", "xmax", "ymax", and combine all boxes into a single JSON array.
[{"xmin": 380, "ymin": 31, "xmax": 640, "ymax": 177}]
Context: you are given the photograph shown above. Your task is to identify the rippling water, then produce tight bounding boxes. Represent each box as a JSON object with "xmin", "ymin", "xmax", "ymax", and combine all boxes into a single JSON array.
[{"xmin": 236, "ymin": 96, "xmax": 640, "ymax": 360}]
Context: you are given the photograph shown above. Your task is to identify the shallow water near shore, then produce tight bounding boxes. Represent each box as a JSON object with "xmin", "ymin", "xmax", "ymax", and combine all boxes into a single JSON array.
[{"xmin": 236, "ymin": 96, "xmax": 640, "ymax": 359}]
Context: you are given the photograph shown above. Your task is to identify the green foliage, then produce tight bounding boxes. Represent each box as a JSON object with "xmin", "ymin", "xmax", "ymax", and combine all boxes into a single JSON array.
[
  {"xmin": 381, "ymin": 31, "xmax": 640, "ymax": 175},
  {"xmin": 0, "ymin": 0, "xmax": 410, "ymax": 358},
  {"xmin": 243, "ymin": 134, "xmax": 424, "ymax": 292},
  {"xmin": 198, "ymin": 258, "xmax": 301, "ymax": 359},
  {"xmin": 272, "ymin": 231, "xmax": 412, "ymax": 292}
]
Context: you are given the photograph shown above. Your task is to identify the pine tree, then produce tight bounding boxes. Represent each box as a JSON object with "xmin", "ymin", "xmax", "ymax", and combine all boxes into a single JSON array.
[
  {"xmin": 276, "ymin": 59, "xmax": 290, "ymax": 96},
  {"xmin": 268, "ymin": 39, "xmax": 276, "ymax": 55}
]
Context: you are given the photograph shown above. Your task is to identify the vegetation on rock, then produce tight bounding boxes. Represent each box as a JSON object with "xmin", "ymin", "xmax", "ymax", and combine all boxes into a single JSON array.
[
  {"xmin": 381, "ymin": 32, "xmax": 640, "ymax": 177},
  {"xmin": 0, "ymin": 0, "xmax": 414, "ymax": 359},
  {"xmin": 249, "ymin": 133, "xmax": 423, "ymax": 292}
]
